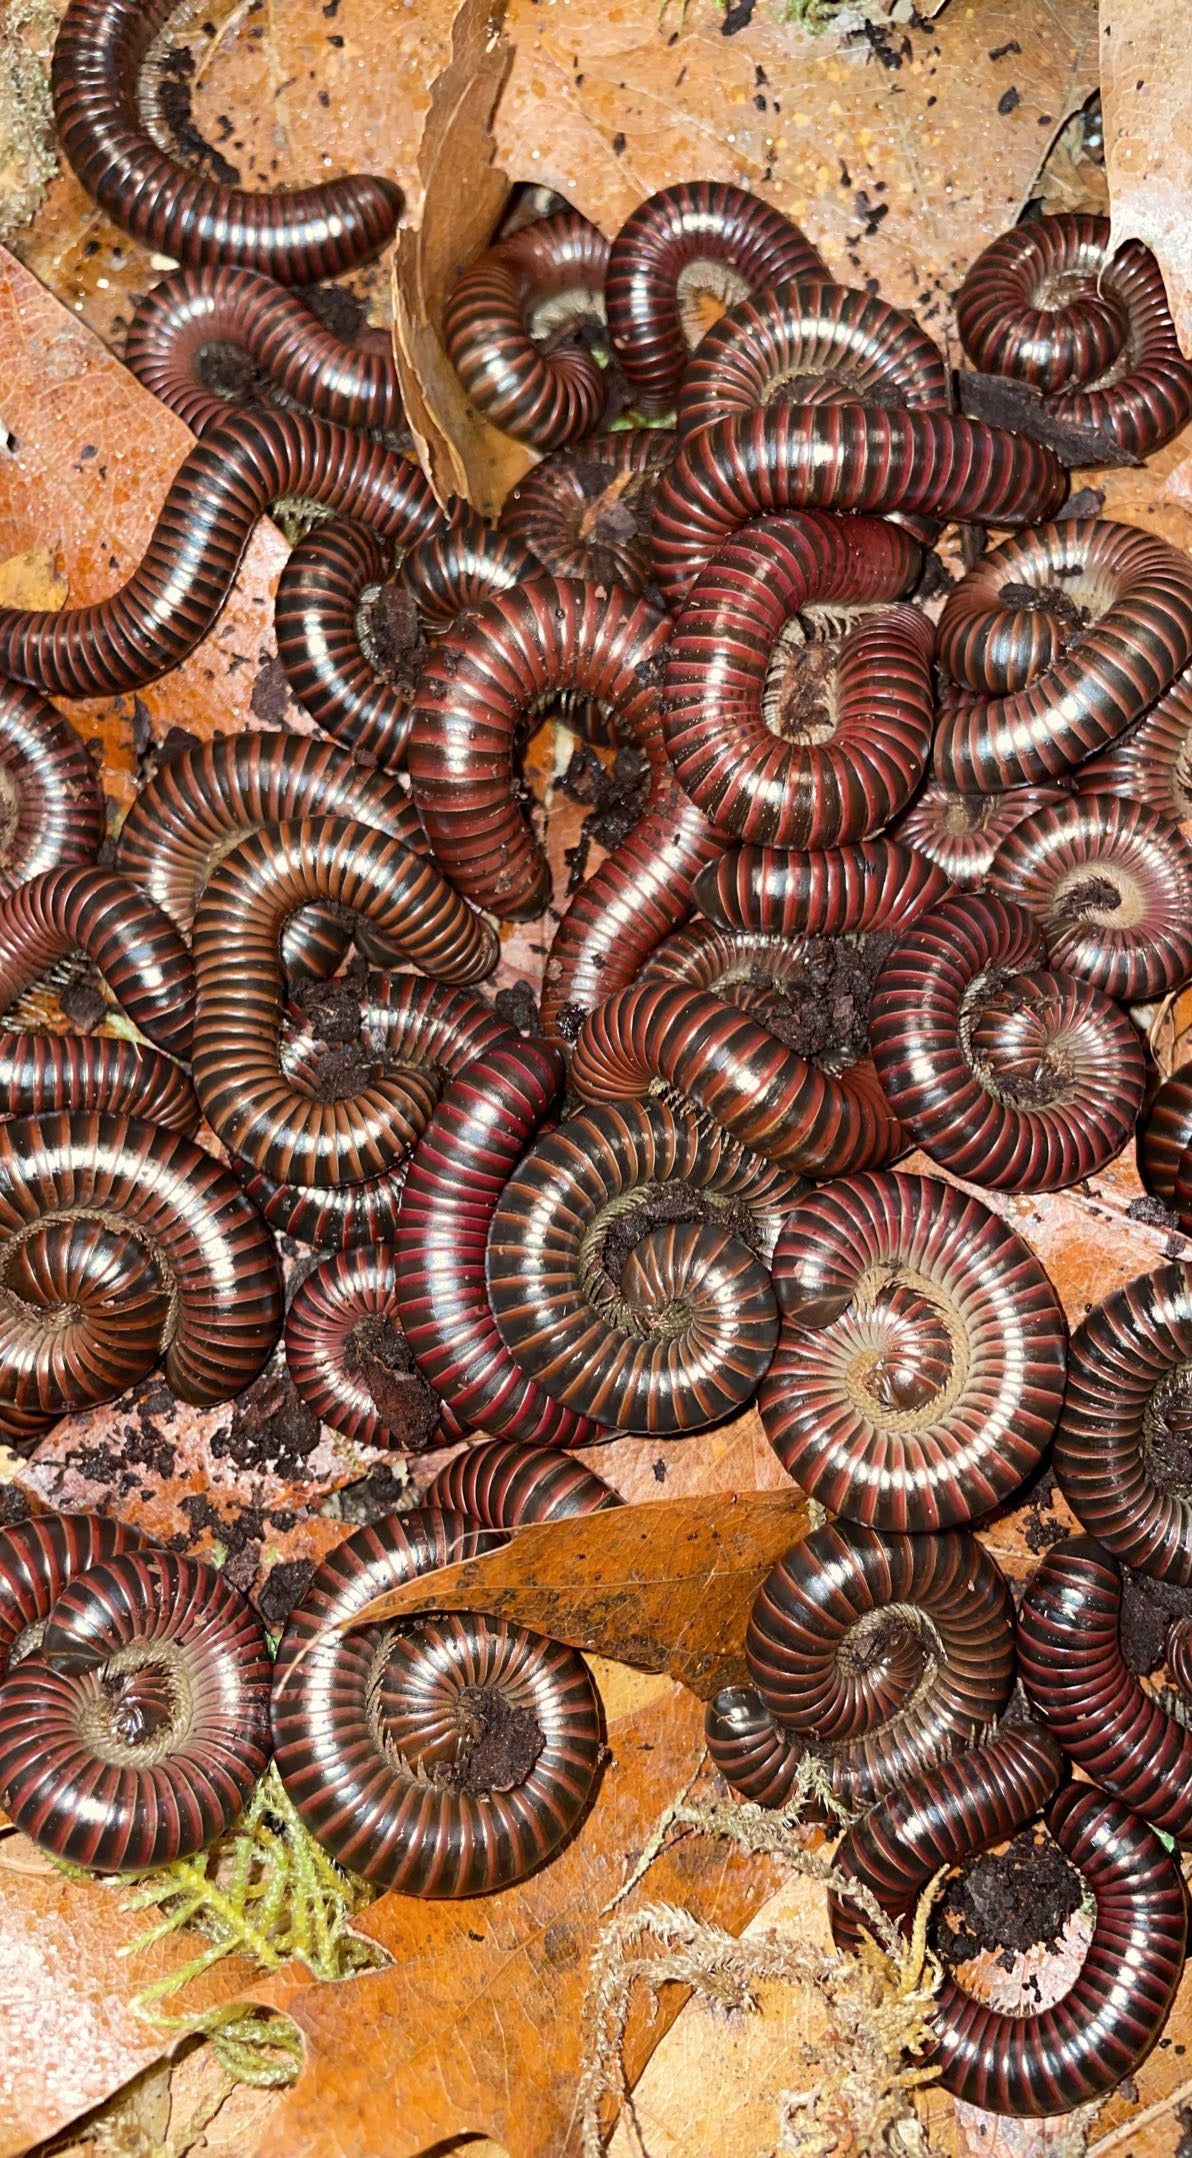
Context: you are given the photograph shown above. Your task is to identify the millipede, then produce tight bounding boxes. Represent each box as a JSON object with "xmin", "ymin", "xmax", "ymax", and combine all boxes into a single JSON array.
[
  {"xmin": 284, "ymin": 1245, "xmax": 438, "ymax": 1452},
  {"xmin": 1076, "ymin": 663, "xmax": 1192, "ymax": 823},
  {"xmin": 0, "ymin": 682, "xmax": 105, "ymax": 897},
  {"xmin": 425, "ymin": 1438, "xmax": 622, "ymax": 1525},
  {"xmin": 0, "ymin": 866, "xmax": 195, "ymax": 1061},
  {"xmin": 51, "ymin": 0, "xmax": 403, "ymax": 280},
  {"xmin": 444, "ymin": 210, "xmax": 611, "ymax": 450},
  {"xmin": 500, "ymin": 430, "xmax": 674, "ymax": 594},
  {"xmin": 0, "ymin": 1035, "xmax": 199, "ymax": 1135},
  {"xmin": 894, "ymin": 779, "xmax": 1069, "ymax": 889},
  {"xmin": 0, "ymin": 1511, "xmax": 143, "ymax": 1679}
]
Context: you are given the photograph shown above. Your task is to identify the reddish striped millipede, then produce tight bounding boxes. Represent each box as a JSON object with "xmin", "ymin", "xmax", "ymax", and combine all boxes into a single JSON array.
[
  {"xmin": 487, "ymin": 1095, "xmax": 805, "ymax": 1434},
  {"xmin": 692, "ymin": 837, "xmax": 953, "ymax": 940},
  {"xmin": 51, "ymin": 0, "xmax": 403, "ymax": 280},
  {"xmin": 0, "ymin": 1112, "xmax": 282, "ymax": 1444},
  {"xmin": 0, "ymin": 866, "xmax": 195, "ymax": 1060},
  {"xmin": 675, "ymin": 279, "xmax": 948, "ymax": 445},
  {"xmin": 116, "ymin": 729, "xmax": 429, "ymax": 981},
  {"xmin": 407, "ymin": 575, "xmax": 671, "ymax": 920},
  {"xmin": 236, "ymin": 974, "xmax": 511, "ymax": 1251},
  {"xmin": 0, "ymin": 1036, "xmax": 199, "ymax": 1135},
  {"xmin": 1019, "ymin": 1535, "xmax": 1192, "ymax": 1844},
  {"xmin": 0, "ymin": 682, "xmax": 104, "ymax": 897},
  {"xmin": 444, "ymin": 211, "xmax": 611, "ymax": 450},
  {"xmin": 661, "ymin": 512, "xmax": 932, "ymax": 847},
  {"xmin": 0, "ymin": 1547, "xmax": 272, "ymax": 1869},
  {"xmin": 1052, "ymin": 1263, "xmax": 1192, "ymax": 1582},
  {"xmin": 758, "ymin": 1170, "xmax": 1067, "ymax": 1530},
  {"xmin": 425, "ymin": 1439, "xmax": 621, "ymax": 1524},
  {"xmin": 0, "ymin": 1512, "xmax": 143, "ymax": 1679},
  {"xmin": 893, "ymin": 779, "xmax": 1070, "ymax": 889},
  {"xmin": 1140, "ymin": 1064, "xmax": 1192, "ymax": 1230},
  {"xmin": 569, "ymin": 979, "xmax": 900, "ymax": 1180},
  {"xmin": 869, "ymin": 892, "xmax": 1147, "ymax": 1191},
  {"xmin": 0, "ymin": 410, "xmax": 444, "ymax": 699},
  {"xmin": 274, "ymin": 514, "xmax": 538, "ymax": 770},
  {"xmin": 392, "ymin": 1036, "xmax": 607, "ymax": 1450},
  {"xmin": 191, "ymin": 823, "xmax": 497, "ymax": 1184},
  {"xmin": 500, "ymin": 430, "xmax": 674, "ymax": 594},
  {"xmin": 705, "ymin": 1520, "xmax": 1015, "ymax": 1810},
  {"xmin": 830, "ymin": 1727, "xmax": 1186, "ymax": 2117},
  {"xmin": 605, "ymin": 180, "xmax": 827, "ymax": 414},
  {"xmin": 958, "ymin": 213, "xmax": 1192, "ymax": 458},
  {"xmin": 934, "ymin": 520, "xmax": 1192, "ymax": 793},
  {"xmin": 650, "ymin": 406, "xmax": 1066, "ymax": 608},
  {"xmin": 126, "ymin": 266, "xmax": 403, "ymax": 437},
  {"xmin": 284, "ymin": 1246, "xmax": 438, "ymax": 1452},
  {"xmin": 271, "ymin": 1508, "xmax": 603, "ymax": 1894},
  {"xmin": 988, "ymin": 793, "xmax": 1192, "ymax": 1004},
  {"xmin": 1077, "ymin": 663, "xmax": 1192, "ymax": 822}
]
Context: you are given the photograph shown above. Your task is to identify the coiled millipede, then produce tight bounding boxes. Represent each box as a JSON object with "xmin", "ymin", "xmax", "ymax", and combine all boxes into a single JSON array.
[
  {"xmin": 0, "ymin": 1512, "xmax": 142, "ymax": 1678},
  {"xmin": 706, "ymin": 1520, "xmax": 1015, "ymax": 1810},
  {"xmin": 0, "ymin": 866, "xmax": 195, "ymax": 1061},
  {"xmin": 444, "ymin": 210, "xmax": 611, "ymax": 450},
  {"xmin": 0, "ymin": 1546, "xmax": 272, "ymax": 1869},
  {"xmin": 1076, "ymin": 663, "xmax": 1192, "ymax": 823},
  {"xmin": 0, "ymin": 682, "xmax": 104, "ymax": 897},
  {"xmin": 51, "ymin": 0, "xmax": 402, "ymax": 280},
  {"xmin": 284, "ymin": 1246, "xmax": 438, "ymax": 1453},
  {"xmin": 500, "ymin": 430, "xmax": 674, "ymax": 594},
  {"xmin": 1140, "ymin": 1063, "xmax": 1192, "ymax": 1231},
  {"xmin": 869, "ymin": 892, "xmax": 1147, "ymax": 1191},
  {"xmin": 893, "ymin": 780, "xmax": 1069, "ymax": 889},
  {"xmin": 271, "ymin": 1508, "xmax": 603, "ymax": 1895},
  {"xmin": 758, "ymin": 1170, "xmax": 1067, "ymax": 1529}
]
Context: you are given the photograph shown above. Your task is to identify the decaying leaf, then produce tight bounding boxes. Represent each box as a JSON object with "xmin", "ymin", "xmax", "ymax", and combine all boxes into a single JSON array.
[
  {"xmin": 391, "ymin": 0, "xmax": 537, "ymax": 515},
  {"xmin": 326, "ymin": 1487, "xmax": 809, "ymax": 1699},
  {"xmin": 253, "ymin": 1674, "xmax": 786, "ymax": 2158},
  {"xmin": 1103, "ymin": 0, "xmax": 1192, "ymax": 357}
]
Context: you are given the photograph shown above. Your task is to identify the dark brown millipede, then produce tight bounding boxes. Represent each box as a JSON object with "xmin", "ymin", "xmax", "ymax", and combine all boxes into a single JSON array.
[
  {"xmin": 444, "ymin": 211, "xmax": 611, "ymax": 450},
  {"xmin": 0, "ymin": 681, "xmax": 105, "ymax": 897}
]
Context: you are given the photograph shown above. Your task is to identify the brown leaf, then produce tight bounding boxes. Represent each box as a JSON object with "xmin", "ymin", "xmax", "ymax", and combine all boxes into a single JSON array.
[
  {"xmin": 1104, "ymin": 1, "xmax": 1192, "ymax": 357},
  {"xmin": 391, "ymin": 0, "xmax": 536, "ymax": 515},
  {"xmin": 327, "ymin": 1488, "xmax": 808, "ymax": 1699},
  {"xmin": 254, "ymin": 1675, "xmax": 786, "ymax": 2158}
]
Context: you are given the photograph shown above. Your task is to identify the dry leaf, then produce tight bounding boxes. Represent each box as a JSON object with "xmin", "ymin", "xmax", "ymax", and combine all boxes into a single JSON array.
[
  {"xmin": 0, "ymin": 543, "xmax": 67, "ymax": 609},
  {"xmin": 328, "ymin": 1488, "xmax": 809, "ymax": 1699},
  {"xmin": 254, "ymin": 1676, "xmax": 786, "ymax": 2158},
  {"xmin": 1103, "ymin": 0, "xmax": 1192, "ymax": 357},
  {"xmin": 391, "ymin": 0, "xmax": 536, "ymax": 515}
]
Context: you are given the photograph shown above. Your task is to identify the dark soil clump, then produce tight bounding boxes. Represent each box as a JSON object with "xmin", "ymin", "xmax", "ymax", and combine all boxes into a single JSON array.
[
  {"xmin": 297, "ymin": 282, "xmax": 368, "ymax": 342},
  {"xmin": 0, "ymin": 1488, "xmax": 29, "ymax": 1527},
  {"xmin": 933, "ymin": 1828, "xmax": 1082, "ymax": 1973},
  {"xmin": 494, "ymin": 979, "xmax": 541, "ymax": 1035},
  {"xmin": 998, "ymin": 580, "xmax": 1090, "ymax": 640},
  {"xmin": 58, "ymin": 974, "xmax": 109, "ymax": 1031},
  {"xmin": 601, "ymin": 1180, "xmax": 763, "ymax": 1285},
  {"xmin": 258, "ymin": 1558, "xmax": 317, "ymax": 1631},
  {"xmin": 429, "ymin": 1682, "xmax": 544, "ymax": 1794},
  {"xmin": 334, "ymin": 1461, "xmax": 409, "ymax": 1525},
  {"xmin": 155, "ymin": 46, "xmax": 240, "ymax": 185},
  {"xmin": 741, "ymin": 932, "xmax": 895, "ymax": 1071},
  {"xmin": 557, "ymin": 742, "xmax": 651, "ymax": 891},
  {"xmin": 344, "ymin": 1315, "xmax": 439, "ymax": 1449},
  {"xmin": 195, "ymin": 339, "xmax": 270, "ymax": 406},
  {"xmin": 1119, "ymin": 1567, "xmax": 1192, "ymax": 1676},
  {"xmin": 211, "ymin": 1372, "xmax": 321, "ymax": 1477},
  {"xmin": 1053, "ymin": 874, "xmax": 1120, "ymax": 921},
  {"xmin": 364, "ymin": 583, "xmax": 429, "ymax": 696},
  {"xmin": 1127, "ymin": 1193, "xmax": 1182, "ymax": 1231}
]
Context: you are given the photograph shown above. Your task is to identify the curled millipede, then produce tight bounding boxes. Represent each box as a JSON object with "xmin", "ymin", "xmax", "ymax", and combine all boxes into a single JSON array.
[
  {"xmin": 0, "ymin": 1548, "xmax": 272, "ymax": 1869},
  {"xmin": 444, "ymin": 211, "xmax": 611, "ymax": 450},
  {"xmin": 1076, "ymin": 663, "xmax": 1192, "ymax": 822},
  {"xmin": 1019, "ymin": 1535, "xmax": 1192, "ymax": 1843},
  {"xmin": 650, "ymin": 406, "xmax": 1066, "ymax": 608},
  {"xmin": 500, "ymin": 431, "xmax": 674, "ymax": 595},
  {"xmin": 958, "ymin": 213, "xmax": 1192, "ymax": 458},
  {"xmin": 284, "ymin": 1246, "xmax": 438, "ymax": 1452},
  {"xmin": 759, "ymin": 1169, "xmax": 1067, "ymax": 1530},
  {"xmin": 705, "ymin": 1520, "xmax": 1015, "ymax": 1811},
  {"xmin": 274, "ymin": 515, "xmax": 539, "ymax": 769},
  {"xmin": 675, "ymin": 279, "xmax": 948, "ymax": 444},
  {"xmin": 408, "ymin": 576, "xmax": 671, "ymax": 920},
  {"xmin": 51, "ymin": 0, "xmax": 402, "ymax": 281},
  {"xmin": 0, "ymin": 1036, "xmax": 198, "ymax": 1134},
  {"xmin": 988, "ymin": 793, "xmax": 1192, "ymax": 1004},
  {"xmin": 0, "ymin": 410, "xmax": 444, "ymax": 699},
  {"xmin": 0, "ymin": 682, "xmax": 104, "ymax": 897},
  {"xmin": 933, "ymin": 520, "xmax": 1192, "ymax": 792},
  {"xmin": 487, "ymin": 1094, "xmax": 806, "ymax": 1434},
  {"xmin": 125, "ymin": 266, "xmax": 402, "ymax": 436},
  {"xmin": 0, "ymin": 867, "xmax": 195, "ymax": 1060},
  {"xmin": 425, "ymin": 1439, "xmax": 621, "ymax": 1524},
  {"xmin": 1052, "ymin": 1263, "xmax": 1192, "ymax": 1582},
  {"xmin": 191, "ymin": 820, "xmax": 497, "ymax": 1185},
  {"xmin": 605, "ymin": 180, "xmax": 828, "ymax": 414},
  {"xmin": 662, "ymin": 512, "xmax": 932, "ymax": 847},
  {"xmin": 830, "ymin": 1728, "xmax": 1185, "ymax": 2117},
  {"xmin": 570, "ymin": 979, "xmax": 900, "ymax": 1180},
  {"xmin": 116, "ymin": 729, "xmax": 429, "ymax": 981},
  {"xmin": 271, "ymin": 1508, "xmax": 603, "ymax": 1895},
  {"xmin": 0, "ymin": 1512, "xmax": 143, "ymax": 1679},
  {"xmin": 236, "ymin": 975, "xmax": 512, "ymax": 1251},
  {"xmin": 692, "ymin": 838, "xmax": 954, "ymax": 940},
  {"xmin": 0, "ymin": 1112, "xmax": 282, "ymax": 1444},
  {"xmin": 894, "ymin": 780, "xmax": 1070, "ymax": 889},
  {"xmin": 540, "ymin": 782, "xmax": 729, "ymax": 1044},
  {"xmin": 869, "ymin": 892, "xmax": 1147, "ymax": 1192},
  {"xmin": 1139, "ymin": 1063, "xmax": 1192, "ymax": 1228},
  {"xmin": 393, "ymin": 1037, "xmax": 607, "ymax": 1450}
]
